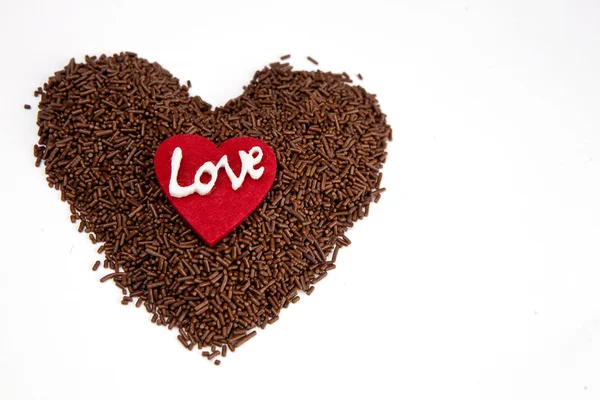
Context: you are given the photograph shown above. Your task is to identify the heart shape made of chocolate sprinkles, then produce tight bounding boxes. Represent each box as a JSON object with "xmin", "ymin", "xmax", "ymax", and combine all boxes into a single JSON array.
[{"xmin": 32, "ymin": 52, "xmax": 391, "ymax": 362}]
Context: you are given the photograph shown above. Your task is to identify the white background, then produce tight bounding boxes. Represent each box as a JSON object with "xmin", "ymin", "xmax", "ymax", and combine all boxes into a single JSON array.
[{"xmin": 1, "ymin": 0, "xmax": 599, "ymax": 399}]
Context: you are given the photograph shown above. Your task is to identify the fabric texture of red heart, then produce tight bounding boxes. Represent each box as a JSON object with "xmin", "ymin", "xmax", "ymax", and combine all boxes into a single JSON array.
[{"xmin": 154, "ymin": 135, "xmax": 277, "ymax": 246}]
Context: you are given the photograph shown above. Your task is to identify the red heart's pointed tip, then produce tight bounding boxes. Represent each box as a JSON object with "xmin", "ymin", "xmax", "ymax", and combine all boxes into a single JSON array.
[
  {"xmin": 154, "ymin": 135, "xmax": 277, "ymax": 246},
  {"xmin": 201, "ymin": 230, "xmax": 225, "ymax": 248},
  {"xmin": 204, "ymin": 238, "xmax": 220, "ymax": 248}
]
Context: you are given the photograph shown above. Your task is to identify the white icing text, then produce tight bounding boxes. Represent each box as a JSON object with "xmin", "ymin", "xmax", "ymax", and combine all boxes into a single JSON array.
[{"xmin": 169, "ymin": 146, "xmax": 265, "ymax": 198}]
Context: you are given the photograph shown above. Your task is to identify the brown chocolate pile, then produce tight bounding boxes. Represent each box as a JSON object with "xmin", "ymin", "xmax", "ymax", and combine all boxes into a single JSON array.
[{"xmin": 32, "ymin": 52, "xmax": 391, "ymax": 364}]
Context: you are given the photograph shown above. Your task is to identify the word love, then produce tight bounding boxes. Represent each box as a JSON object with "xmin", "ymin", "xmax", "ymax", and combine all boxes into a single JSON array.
[
  {"xmin": 169, "ymin": 146, "xmax": 264, "ymax": 197},
  {"xmin": 154, "ymin": 135, "xmax": 277, "ymax": 246}
]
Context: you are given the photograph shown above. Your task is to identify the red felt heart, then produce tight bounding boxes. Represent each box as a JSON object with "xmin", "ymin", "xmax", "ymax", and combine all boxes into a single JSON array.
[{"xmin": 154, "ymin": 135, "xmax": 277, "ymax": 246}]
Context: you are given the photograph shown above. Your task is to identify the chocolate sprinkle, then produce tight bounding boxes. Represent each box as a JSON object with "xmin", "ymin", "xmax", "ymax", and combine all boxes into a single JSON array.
[
  {"xmin": 32, "ymin": 52, "xmax": 391, "ymax": 362},
  {"xmin": 307, "ymin": 56, "xmax": 319, "ymax": 65}
]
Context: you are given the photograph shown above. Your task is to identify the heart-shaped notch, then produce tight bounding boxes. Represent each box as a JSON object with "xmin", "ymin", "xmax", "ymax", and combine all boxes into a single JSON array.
[{"xmin": 154, "ymin": 135, "xmax": 277, "ymax": 246}]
